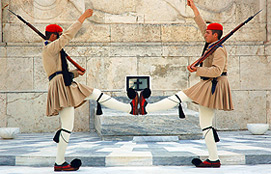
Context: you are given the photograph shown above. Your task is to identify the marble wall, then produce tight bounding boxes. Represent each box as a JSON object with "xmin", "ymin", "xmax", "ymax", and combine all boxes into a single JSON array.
[{"xmin": 0, "ymin": 0, "xmax": 270, "ymax": 132}]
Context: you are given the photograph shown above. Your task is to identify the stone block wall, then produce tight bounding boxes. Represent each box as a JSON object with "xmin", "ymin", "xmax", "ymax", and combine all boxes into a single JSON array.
[{"xmin": 0, "ymin": 0, "xmax": 270, "ymax": 132}]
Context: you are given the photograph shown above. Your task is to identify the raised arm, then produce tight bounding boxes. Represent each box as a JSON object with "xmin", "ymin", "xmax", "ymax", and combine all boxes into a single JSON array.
[{"xmin": 187, "ymin": 0, "xmax": 206, "ymax": 37}]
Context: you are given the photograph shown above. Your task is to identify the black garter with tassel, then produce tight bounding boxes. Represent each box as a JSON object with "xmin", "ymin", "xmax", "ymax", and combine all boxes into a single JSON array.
[
  {"xmin": 175, "ymin": 94, "xmax": 185, "ymax": 119},
  {"xmin": 53, "ymin": 129, "xmax": 71, "ymax": 143},
  {"xmin": 96, "ymin": 93, "xmax": 103, "ymax": 115},
  {"xmin": 202, "ymin": 126, "xmax": 220, "ymax": 142}
]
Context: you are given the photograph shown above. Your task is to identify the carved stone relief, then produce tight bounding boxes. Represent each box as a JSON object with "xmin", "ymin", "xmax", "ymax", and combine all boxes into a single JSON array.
[
  {"xmin": 17, "ymin": 0, "xmax": 66, "ymax": 20},
  {"xmin": 5, "ymin": 0, "xmax": 265, "ymax": 30},
  {"xmin": 90, "ymin": 0, "xmax": 237, "ymax": 24},
  {"xmin": 9, "ymin": 0, "xmax": 241, "ymax": 24},
  {"xmin": 14, "ymin": 0, "xmax": 85, "ymax": 22}
]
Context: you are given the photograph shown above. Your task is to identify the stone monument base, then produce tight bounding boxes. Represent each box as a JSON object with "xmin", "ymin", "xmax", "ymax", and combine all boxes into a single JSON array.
[{"xmin": 95, "ymin": 107, "xmax": 202, "ymax": 141}]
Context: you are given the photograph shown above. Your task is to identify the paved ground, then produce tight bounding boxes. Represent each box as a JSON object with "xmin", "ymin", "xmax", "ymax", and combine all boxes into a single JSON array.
[
  {"xmin": 1, "ymin": 131, "xmax": 271, "ymax": 168},
  {"xmin": 1, "ymin": 165, "xmax": 271, "ymax": 174}
]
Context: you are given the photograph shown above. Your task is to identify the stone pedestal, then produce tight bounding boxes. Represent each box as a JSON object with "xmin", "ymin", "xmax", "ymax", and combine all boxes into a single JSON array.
[{"xmin": 94, "ymin": 100, "xmax": 201, "ymax": 140}]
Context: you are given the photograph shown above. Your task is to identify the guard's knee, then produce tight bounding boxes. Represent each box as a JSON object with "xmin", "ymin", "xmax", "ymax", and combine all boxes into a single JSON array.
[{"xmin": 92, "ymin": 88, "xmax": 102, "ymax": 100}]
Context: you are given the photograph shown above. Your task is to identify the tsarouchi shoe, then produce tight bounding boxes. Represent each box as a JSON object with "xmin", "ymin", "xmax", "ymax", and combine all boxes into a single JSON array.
[
  {"xmin": 54, "ymin": 159, "xmax": 82, "ymax": 172},
  {"xmin": 54, "ymin": 162, "xmax": 78, "ymax": 172},
  {"xmin": 128, "ymin": 88, "xmax": 138, "ymax": 115},
  {"xmin": 192, "ymin": 158, "xmax": 221, "ymax": 168},
  {"xmin": 139, "ymin": 88, "xmax": 151, "ymax": 115}
]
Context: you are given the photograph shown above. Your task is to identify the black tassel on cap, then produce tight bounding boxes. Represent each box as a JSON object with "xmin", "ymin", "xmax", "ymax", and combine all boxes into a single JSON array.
[
  {"xmin": 96, "ymin": 93, "xmax": 103, "ymax": 115},
  {"xmin": 175, "ymin": 94, "xmax": 185, "ymax": 119}
]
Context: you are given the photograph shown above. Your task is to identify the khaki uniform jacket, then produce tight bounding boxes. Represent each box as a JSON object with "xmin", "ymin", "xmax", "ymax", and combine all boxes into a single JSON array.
[
  {"xmin": 183, "ymin": 15, "xmax": 234, "ymax": 111},
  {"xmin": 42, "ymin": 20, "xmax": 93, "ymax": 116}
]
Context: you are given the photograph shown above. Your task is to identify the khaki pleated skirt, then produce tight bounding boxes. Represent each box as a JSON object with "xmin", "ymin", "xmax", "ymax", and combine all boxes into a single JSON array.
[
  {"xmin": 183, "ymin": 76, "xmax": 234, "ymax": 111},
  {"xmin": 46, "ymin": 75, "xmax": 93, "ymax": 116}
]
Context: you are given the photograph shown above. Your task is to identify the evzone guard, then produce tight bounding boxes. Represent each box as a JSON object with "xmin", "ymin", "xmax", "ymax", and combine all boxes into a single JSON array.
[
  {"xmin": 132, "ymin": 0, "xmax": 235, "ymax": 167},
  {"xmin": 42, "ymin": 9, "xmax": 139, "ymax": 171}
]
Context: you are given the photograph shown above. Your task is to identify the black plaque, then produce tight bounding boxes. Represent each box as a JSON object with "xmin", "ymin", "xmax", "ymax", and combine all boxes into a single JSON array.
[{"xmin": 126, "ymin": 76, "xmax": 150, "ymax": 91}]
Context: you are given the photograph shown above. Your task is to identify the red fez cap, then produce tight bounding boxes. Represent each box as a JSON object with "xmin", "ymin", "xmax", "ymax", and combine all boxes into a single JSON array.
[
  {"xmin": 45, "ymin": 24, "xmax": 63, "ymax": 32},
  {"xmin": 207, "ymin": 23, "xmax": 223, "ymax": 31}
]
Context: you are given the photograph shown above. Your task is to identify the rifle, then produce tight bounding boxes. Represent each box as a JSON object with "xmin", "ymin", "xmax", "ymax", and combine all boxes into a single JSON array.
[
  {"xmin": 7, "ymin": 9, "xmax": 86, "ymax": 73},
  {"xmin": 187, "ymin": 9, "xmax": 263, "ymax": 72}
]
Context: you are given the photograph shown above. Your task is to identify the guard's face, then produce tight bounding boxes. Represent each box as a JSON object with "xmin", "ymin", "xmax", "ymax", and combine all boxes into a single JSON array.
[
  {"xmin": 50, "ymin": 32, "xmax": 62, "ymax": 41},
  {"xmin": 204, "ymin": 30, "xmax": 217, "ymax": 43}
]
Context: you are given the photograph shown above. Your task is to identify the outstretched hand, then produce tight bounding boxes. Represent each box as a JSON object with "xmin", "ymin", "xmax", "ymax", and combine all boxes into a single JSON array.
[
  {"xmin": 187, "ymin": 65, "xmax": 197, "ymax": 73},
  {"xmin": 187, "ymin": 0, "xmax": 199, "ymax": 17},
  {"xmin": 78, "ymin": 70, "xmax": 85, "ymax": 76},
  {"xmin": 187, "ymin": 0, "xmax": 196, "ymax": 9},
  {"xmin": 187, "ymin": 0, "xmax": 191, "ymax": 6},
  {"xmin": 78, "ymin": 9, "xmax": 93, "ymax": 23},
  {"xmin": 83, "ymin": 9, "xmax": 93, "ymax": 18}
]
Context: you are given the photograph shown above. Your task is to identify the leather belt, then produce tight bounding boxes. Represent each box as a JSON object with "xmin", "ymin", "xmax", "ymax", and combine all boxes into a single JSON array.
[
  {"xmin": 200, "ymin": 72, "xmax": 227, "ymax": 95},
  {"xmin": 200, "ymin": 72, "xmax": 227, "ymax": 80},
  {"xmin": 48, "ymin": 71, "xmax": 63, "ymax": 81}
]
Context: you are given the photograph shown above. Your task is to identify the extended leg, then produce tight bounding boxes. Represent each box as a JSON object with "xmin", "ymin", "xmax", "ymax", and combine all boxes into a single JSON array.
[
  {"xmin": 144, "ymin": 91, "xmax": 192, "ymax": 113},
  {"xmin": 85, "ymin": 88, "xmax": 132, "ymax": 113}
]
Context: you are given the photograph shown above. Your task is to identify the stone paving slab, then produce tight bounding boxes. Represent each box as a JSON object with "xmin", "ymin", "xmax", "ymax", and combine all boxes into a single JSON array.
[{"xmin": 0, "ymin": 131, "xmax": 271, "ymax": 167}]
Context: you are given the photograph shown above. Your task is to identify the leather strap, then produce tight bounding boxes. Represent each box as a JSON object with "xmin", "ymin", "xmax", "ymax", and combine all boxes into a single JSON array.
[{"xmin": 48, "ymin": 71, "xmax": 63, "ymax": 81}]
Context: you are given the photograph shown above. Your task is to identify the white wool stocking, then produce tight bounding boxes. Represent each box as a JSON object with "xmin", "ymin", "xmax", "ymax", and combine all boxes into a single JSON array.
[
  {"xmin": 55, "ymin": 107, "xmax": 74, "ymax": 165},
  {"xmin": 86, "ymin": 88, "xmax": 131, "ymax": 113},
  {"xmin": 145, "ymin": 91, "xmax": 192, "ymax": 112},
  {"xmin": 199, "ymin": 105, "xmax": 219, "ymax": 161}
]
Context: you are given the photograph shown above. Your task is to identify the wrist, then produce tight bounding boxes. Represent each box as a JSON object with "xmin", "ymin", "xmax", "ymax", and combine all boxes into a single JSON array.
[{"xmin": 78, "ymin": 15, "xmax": 86, "ymax": 24}]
